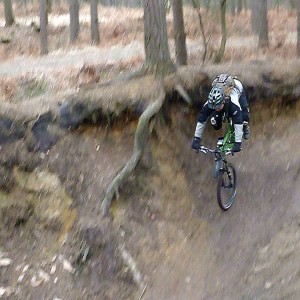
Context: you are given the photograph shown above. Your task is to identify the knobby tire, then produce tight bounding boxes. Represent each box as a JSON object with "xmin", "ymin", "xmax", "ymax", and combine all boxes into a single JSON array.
[{"xmin": 217, "ymin": 163, "xmax": 237, "ymax": 210}]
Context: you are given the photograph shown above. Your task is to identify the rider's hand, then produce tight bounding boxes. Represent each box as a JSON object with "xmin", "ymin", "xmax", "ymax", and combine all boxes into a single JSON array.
[
  {"xmin": 231, "ymin": 142, "xmax": 242, "ymax": 153},
  {"xmin": 191, "ymin": 137, "xmax": 201, "ymax": 150}
]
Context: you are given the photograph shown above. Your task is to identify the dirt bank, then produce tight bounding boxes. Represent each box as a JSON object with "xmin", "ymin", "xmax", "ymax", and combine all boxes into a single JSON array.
[{"xmin": 0, "ymin": 92, "xmax": 299, "ymax": 299}]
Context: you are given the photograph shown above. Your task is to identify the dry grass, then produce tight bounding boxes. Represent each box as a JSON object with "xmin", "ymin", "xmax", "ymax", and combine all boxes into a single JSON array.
[
  {"xmin": 0, "ymin": 4, "xmax": 298, "ymax": 61},
  {"xmin": 0, "ymin": 3, "xmax": 299, "ymax": 101}
]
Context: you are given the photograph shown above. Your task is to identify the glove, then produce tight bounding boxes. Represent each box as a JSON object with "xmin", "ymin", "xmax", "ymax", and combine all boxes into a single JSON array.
[
  {"xmin": 191, "ymin": 137, "xmax": 201, "ymax": 150},
  {"xmin": 231, "ymin": 142, "xmax": 242, "ymax": 153}
]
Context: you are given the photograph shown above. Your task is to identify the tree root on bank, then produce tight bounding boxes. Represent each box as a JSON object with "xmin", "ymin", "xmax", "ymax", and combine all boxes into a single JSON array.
[
  {"xmin": 175, "ymin": 84, "xmax": 192, "ymax": 104},
  {"xmin": 119, "ymin": 244, "xmax": 146, "ymax": 290},
  {"xmin": 103, "ymin": 66, "xmax": 147, "ymax": 86},
  {"xmin": 101, "ymin": 90, "xmax": 165, "ymax": 216}
]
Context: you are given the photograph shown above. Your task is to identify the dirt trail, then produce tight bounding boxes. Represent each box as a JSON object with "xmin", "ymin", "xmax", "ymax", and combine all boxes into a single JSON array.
[
  {"xmin": 142, "ymin": 113, "xmax": 300, "ymax": 299},
  {"xmin": 0, "ymin": 37, "xmax": 261, "ymax": 77}
]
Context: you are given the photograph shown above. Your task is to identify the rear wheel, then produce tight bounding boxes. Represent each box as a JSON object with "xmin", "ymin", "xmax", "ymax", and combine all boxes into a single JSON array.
[{"xmin": 217, "ymin": 163, "xmax": 236, "ymax": 210}]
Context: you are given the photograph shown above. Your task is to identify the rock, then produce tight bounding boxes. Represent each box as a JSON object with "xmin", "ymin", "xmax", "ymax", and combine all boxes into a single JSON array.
[
  {"xmin": 0, "ymin": 287, "xmax": 5, "ymax": 297},
  {"xmin": 0, "ymin": 116, "xmax": 25, "ymax": 145},
  {"xmin": 12, "ymin": 168, "xmax": 76, "ymax": 231},
  {"xmin": 59, "ymin": 97, "xmax": 100, "ymax": 129},
  {"xmin": 0, "ymin": 258, "xmax": 12, "ymax": 267},
  {"xmin": 63, "ymin": 259, "xmax": 75, "ymax": 274},
  {"xmin": 31, "ymin": 112, "xmax": 59, "ymax": 152}
]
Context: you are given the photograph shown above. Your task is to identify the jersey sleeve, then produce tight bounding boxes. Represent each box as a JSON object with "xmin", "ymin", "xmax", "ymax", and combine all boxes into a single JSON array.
[{"xmin": 194, "ymin": 103, "xmax": 214, "ymax": 138}]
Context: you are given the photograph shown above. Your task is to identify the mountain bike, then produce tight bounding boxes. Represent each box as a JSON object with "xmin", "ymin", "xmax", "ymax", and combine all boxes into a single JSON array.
[{"xmin": 197, "ymin": 119, "xmax": 237, "ymax": 210}]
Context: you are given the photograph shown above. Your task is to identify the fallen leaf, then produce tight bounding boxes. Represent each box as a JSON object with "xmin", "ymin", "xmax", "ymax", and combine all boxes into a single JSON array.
[
  {"xmin": 17, "ymin": 274, "xmax": 25, "ymax": 283},
  {"xmin": 0, "ymin": 287, "xmax": 6, "ymax": 297},
  {"xmin": 63, "ymin": 260, "xmax": 75, "ymax": 274},
  {"xmin": 0, "ymin": 258, "xmax": 12, "ymax": 267},
  {"xmin": 50, "ymin": 265, "xmax": 56, "ymax": 275},
  {"xmin": 38, "ymin": 269, "xmax": 50, "ymax": 282},
  {"xmin": 31, "ymin": 275, "xmax": 43, "ymax": 288}
]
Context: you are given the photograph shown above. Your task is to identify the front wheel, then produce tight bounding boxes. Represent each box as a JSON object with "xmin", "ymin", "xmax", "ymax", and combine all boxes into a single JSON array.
[{"xmin": 217, "ymin": 163, "xmax": 237, "ymax": 210}]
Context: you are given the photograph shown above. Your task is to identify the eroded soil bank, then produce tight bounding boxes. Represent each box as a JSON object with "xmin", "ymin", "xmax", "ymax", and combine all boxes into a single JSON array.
[{"xmin": 1, "ymin": 91, "xmax": 300, "ymax": 299}]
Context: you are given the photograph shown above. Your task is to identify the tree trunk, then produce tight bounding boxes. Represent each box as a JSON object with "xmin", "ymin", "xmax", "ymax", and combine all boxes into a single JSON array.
[
  {"xmin": 230, "ymin": 0, "xmax": 236, "ymax": 15},
  {"xmin": 214, "ymin": 0, "xmax": 227, "ymax": 63},
  {"xmin": 4, "ymin": 0, "xmax": 14, "ymax": 26},
  {"xmin": 171, "ymin": 0, "xmax": 187, "ymax": 65},
  {"xmin": 192, "ymin": 0, "xmax": 208, "ymax": 63},
  {"xmin": 40, "ymin": 0, "xmax": 48, "ymax": 55},
  {"xmin": 90, "ymin": 0, "xmax": 100, "ymax": 45},
  {"xmin": 143, "ymin": 0, "xmax": 174, "ymax": 76},
  {"xmin": 258, "ymin": 0, "xmax": 269, "ymax": 48},
  {"xmin": 236, "ymin": 0, "xmax": 242, "ymax": 13},
  {"xmin": 46, "ymin": 0, "xmax": 52, "ymax": 13},
  {"xmin": 250, "ymin": 0, "xmax": 260, "ymax": 34},
  {"xmin": 69, "ymin": 0, "xmax": 80, "ymax": 43},
  {"xmin": 297, "ymin": 5, "xmax": 300, "ymax": 56},
  {"xmin": 101, "ymin": 90, "xmax": 165, "ymax": 216}
]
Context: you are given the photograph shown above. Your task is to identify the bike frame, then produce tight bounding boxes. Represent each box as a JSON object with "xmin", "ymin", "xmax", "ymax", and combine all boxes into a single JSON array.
[
  {"xmin": 198, "ymin": 118, "xmax": 235, "ymax": 178},
  {"xmin": 218, "ymin": 118, "xmax": 235, "ymax": 155}
]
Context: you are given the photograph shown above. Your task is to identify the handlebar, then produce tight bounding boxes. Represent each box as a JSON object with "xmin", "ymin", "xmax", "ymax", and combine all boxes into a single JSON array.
[
  {"xmin": 197, "ymin": 146, "xmax": 233, "ymax": 156},
  {"xmin": 197, "ymin": 146, "xmax": 216, "ymax": 154}
]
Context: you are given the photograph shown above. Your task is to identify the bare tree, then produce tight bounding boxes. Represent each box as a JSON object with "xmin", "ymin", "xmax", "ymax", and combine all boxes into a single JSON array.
[
  {"xmin": 69, "ymin": 0, "xmax": 80, "ymax": 43},
  {"xmin": 171, "ymin": 0, "xmax": 187, "ymax": 65},
  {"xmin": 297, "ymin": 0, "xmax": 300, "ymax": 56},
  {"xmin": 258, "ymin": 0, "xmax": 269, "ymax": 48},
  {"xmin": 143, "ymin": 0, "xmax": 174, "ymax": 75},
  {"xmin": 214, "ymin": 0, "xmax": 227, "ymax": 63},
  {"xmin": 40, "ymin": 0, "xmax": 48, "ymax": 55},
  {"xmin": 250, "ymin": 0, "xmax": 260, "ymax": 34},
  {"xmin": 4, "ymin": 0, "xmax": 14, "ymax": 26},
  {"xmin": 236, "ymin": 0, "xmax": 243, "ymax": 13},
  {"xmin": 192, "ymin": 0, "xmax": 208, "ymax": 63},
  {"xmin": 230, "ymin": 0, "xmax": 236, "ymax": 15},
  {"xmin": 90, "ymin": 0, "xmax": 100, "ymax": 44}
]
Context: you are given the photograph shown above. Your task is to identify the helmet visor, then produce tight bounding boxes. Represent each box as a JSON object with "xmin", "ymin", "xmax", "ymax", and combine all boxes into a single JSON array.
[{"xmin": 208, "ymin": 101, "xmax": 224, "ymax": 110}]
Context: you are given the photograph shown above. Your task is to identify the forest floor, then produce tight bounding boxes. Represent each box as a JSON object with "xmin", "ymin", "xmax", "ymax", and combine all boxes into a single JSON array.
[
  {"xmin": 1, "ymin": 4, "xmax": 300, "ymax": 300},
  {"xmin": 0, "ymin": 4, "xmax": 298, "ymax": 99}
]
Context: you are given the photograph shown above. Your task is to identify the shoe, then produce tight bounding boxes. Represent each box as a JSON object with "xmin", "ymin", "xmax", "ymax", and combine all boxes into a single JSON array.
[
  {"xmin": 232, "ymin": 142, "xmax": 242, "ymax": 152},
  {"xmin": 217, "ymin": 137, "xmax": 224, "ymax": 146},
  {"xmin": 243, "ymin": 122, "xmax": 250, "ymax": 140}
]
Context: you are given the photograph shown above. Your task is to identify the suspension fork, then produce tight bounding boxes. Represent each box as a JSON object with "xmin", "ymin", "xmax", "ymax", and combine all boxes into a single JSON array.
[
  {"xmin": 214, "ymin": 152, "xmax": 223, "ymax": 178},
  {"xmin": 222, "ymin": 159, "xmax": 233, "ymax": 183}
]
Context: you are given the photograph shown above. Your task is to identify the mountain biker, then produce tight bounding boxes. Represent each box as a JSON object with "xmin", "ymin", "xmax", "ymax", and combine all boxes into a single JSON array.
[{"xmin": 191, "ymin": 74, "xmax": 250, "ymax": 152}]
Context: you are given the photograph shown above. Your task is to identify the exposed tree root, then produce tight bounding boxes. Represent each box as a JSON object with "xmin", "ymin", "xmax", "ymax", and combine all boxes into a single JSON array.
[
  {"xmin": 101, "ymin": 89, "xmax": 165, "ymax": 216},
  {"xmin": 104, "ymin": 66, "xmax": 147, "ymax": 86},
  {"xmin": 175, "ymin": 84, "xmax": 192, "ymax": 104},
  {"xmin": 119, "ymin": 244, "xmax": 145, "ymax": 289}
]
